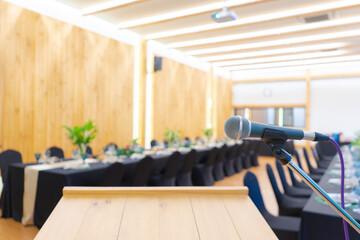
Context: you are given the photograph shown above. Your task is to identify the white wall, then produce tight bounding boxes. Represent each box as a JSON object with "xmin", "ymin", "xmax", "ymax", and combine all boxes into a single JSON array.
[
  {"xmin": 233, "ymin": 81, "xmax": 306, "ymax": 105},
  {"xmin": 232, "ymin": 76, "xmax": 360, "ymax": 139},
  {"xmin": 310, "ymin": 77, "xmax": 360, "ymax": 138}
]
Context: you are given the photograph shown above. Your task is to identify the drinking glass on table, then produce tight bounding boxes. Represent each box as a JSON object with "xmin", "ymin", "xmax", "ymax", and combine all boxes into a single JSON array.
[
  {"xmin": 116, "ymin": 149, "xmax": 122, "ymax": 159},
  {"xmin": 81, "ymin": 153, "xmax": 87, "ymax": 165},
  {"xmin": 35, "ymin": 153, "xmax": 41, "ymax": 163}
]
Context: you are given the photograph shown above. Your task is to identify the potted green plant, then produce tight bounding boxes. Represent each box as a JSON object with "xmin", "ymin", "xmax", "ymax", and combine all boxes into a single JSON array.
[
  {"xmin": 164, "ymin": 129, "xmax": 181, "ymax": 148},
  {"xmin": 63, "ymin": 120, "xmax": 97, "ymax": 162},
  {"xmin": 203, "ymin": 128, "xmax": 213, "ymax": 143}
]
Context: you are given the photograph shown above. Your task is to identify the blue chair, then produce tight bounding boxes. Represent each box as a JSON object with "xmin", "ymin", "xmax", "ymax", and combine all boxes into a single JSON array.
[
  {"xmin": 0, "ymin": 149, "xmax": 22, "ymax": 209},
  {"xmin": 234, "ymin": 144, "xmax": 243, "ymax": 173},
  {"xmin": 131, "ymin": 156, "xmax": 153, "ymax": 186},
  {"xmin": 316, "ymin": 141, "xmax": 337, "ymax": 161},
  {"xmin": 192, "ymin": 148, "xmax": 217, "ymax": 186},
  {"xmin": 150, "ymin": 152, "xmax": 180, "ymax": 186},
  {"xmin": 47, "ymin": 146, "xmax": 64, "ymax": 159},
  {"xmin": 244, "ymin": 172, "xmax": 301, "ymax": 240},
  {"xmin": 275, "ymin": 161, "xmax": 312, "ymax": 198},
  {"xmin": 99, "ymin": 162, "xmax": 125, "ymax": 186},
  {"xmin": 288, "ymin": 167, "xmax": 309, "ymax": 189},
  {"xmin": 311, "ymin": 147, "xmax": 330, "ymax": 169},
  {"xmin": 241, "ymin": 140, "xmax": 252, "ymax": 169},
  {"xmin": 294, "ymin": 151, "xmax": 321, "ymax": 182},
  {"xmin": 223, "ymin": 145, "xmax": 237, "ymax": 177},
  {"xmin": 302, "ymin": 148, "xmax": 326, "ymax": 175},
  {"xmin": 266, "ymin": 164, "xmax": 307, "ymax": 217},
  {"xmin": 249, "ymin": 140, "xmax": 260, "ymax": 166},
  {"xmin": 150, "ymin": 139, "xmax": 159, "ymax": 148},
  {"xmin": 177, "ymin": 150, "xmax": 196, "ymax": 186},
  {"xmin": 213, "ymin": 145, "xmax": 227, "ymax": 181}
]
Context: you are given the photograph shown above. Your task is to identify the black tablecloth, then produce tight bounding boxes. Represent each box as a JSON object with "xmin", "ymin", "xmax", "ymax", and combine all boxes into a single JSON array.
[
  {"xmin": 301, "ymin": 159, "xmax": 360, "ymax": 240},
  {"xmin": 1, "ymin": 148, "xmax": 212, "ymax": 228}
]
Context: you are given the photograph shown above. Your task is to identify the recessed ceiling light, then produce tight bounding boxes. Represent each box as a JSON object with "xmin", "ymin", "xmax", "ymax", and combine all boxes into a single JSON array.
[
  {"xmin": 223, "ymin": 55, "xmax": 360, "ymax": 71},
  {"xmin": 118, "ymin": 0, "xmax": 257, "ymax": 28},
  {"xmin": 214, "ymin": 50, "xmax": 346, "ymax": 66},
  {"xmin": 145, "ymin": 0, "xmax": 360, "ymax": 39},
  {"xmin": 188, "ymin": 30, "xmax": 360, "ymax": 55},
  {"xmin": 168, "ymin": 16, "xmax": 360, "ymax": 48}
]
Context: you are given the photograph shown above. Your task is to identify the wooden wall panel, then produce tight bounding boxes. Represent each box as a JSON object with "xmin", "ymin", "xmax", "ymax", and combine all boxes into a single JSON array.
[
  {"xmin": 152, "ymin": 58, "xmax": 208, "ymax": 141},
  {"xmin": 215, "ymin": 76, "xmax": 233, "ymax": 139},
  {"xmin": 0, "ymin": 1, "xmax": 134, "ymax": 162}
]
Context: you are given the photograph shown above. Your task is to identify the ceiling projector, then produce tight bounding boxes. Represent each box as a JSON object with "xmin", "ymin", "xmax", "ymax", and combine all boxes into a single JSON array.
[{"xmin": 212, "ymin": 5, "xmax": 237, "ymax": 23}]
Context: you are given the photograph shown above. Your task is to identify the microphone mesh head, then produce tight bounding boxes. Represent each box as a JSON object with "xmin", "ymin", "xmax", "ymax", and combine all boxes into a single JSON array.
[{"xmin": 224, "ymin": 116, "xmax": 251, "ymax": 140}]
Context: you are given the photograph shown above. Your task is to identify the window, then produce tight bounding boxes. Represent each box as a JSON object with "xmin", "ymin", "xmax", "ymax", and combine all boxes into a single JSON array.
[{"xmin": 233, "ymin": 106, "xmax": 306, "ymax": 128}]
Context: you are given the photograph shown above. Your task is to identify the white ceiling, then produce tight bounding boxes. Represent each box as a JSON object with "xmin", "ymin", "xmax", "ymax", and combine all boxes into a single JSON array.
[{"xmin": 55, "ymin": 0, "xmax": 360, "ymax": 73}]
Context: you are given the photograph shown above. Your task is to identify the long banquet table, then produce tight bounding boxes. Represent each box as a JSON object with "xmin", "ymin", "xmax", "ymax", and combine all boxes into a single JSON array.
[
  {"xmin": 301, "ymin": 157, "xmax": 360, "ymax": 240},
  {"xmin": 1, "ymin": 147, "xmax": 213, "ymax": 228}
]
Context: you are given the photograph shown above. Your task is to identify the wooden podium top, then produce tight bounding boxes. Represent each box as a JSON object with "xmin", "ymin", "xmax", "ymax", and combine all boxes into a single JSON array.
[{"xmin": 35, "ymin": 187, "xmax": 277, "ymax": 240}]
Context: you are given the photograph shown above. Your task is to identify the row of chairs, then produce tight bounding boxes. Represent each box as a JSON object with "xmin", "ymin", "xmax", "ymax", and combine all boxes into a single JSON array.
[
  {"xmin": 244, "ymin": 145, "xmax": 332, "ymax": 240},
  {"xmin": 101, "ymin": 141, "xmax": 261, "ymax": 187}
]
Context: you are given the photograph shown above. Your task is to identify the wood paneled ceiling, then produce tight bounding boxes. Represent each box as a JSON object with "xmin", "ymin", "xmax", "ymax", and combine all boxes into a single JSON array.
[{"xmin": 56, "ymin": 0, "xmax": 360, "ymax": 73}]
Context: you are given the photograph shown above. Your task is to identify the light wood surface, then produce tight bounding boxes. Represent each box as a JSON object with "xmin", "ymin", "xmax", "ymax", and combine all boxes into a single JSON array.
[
  {"xmin": 1, "ymin": 156, "xmax": 306, "ymax": 239},
  {"xmin": 35, "ymin": 186, "xmax": 276, "ymax": 240},
  {"xmin": 152, "ymin": 57, "xmax": 208, "ymax": 141},
  {"xmin": 0, "ymin": 1, "xmax": 134, "ymax": 162}
]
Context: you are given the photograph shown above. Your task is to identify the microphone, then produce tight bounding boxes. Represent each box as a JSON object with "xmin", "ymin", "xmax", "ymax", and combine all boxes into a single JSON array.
[{"xmin": 224, "ymin": 115, "xmax": 329, "ymax": 142}]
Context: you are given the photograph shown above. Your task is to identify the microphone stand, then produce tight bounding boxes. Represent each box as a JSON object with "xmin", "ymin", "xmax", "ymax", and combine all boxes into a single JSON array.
[{"xmin": 262, "ymin": 129, "xmax": 360, "ymax": 235}]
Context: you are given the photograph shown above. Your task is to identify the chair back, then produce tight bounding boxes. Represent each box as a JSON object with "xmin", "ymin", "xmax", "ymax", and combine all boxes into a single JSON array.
[
  {"xmin": 99, "ymin": 162, "xmax": 125, "ymax": 186},
  {"xmin": 244, "ymin": 171, "xmax": 266, "ymax": 213},
  {"xmin": 266, "ymin": 164, "xmax": 284, "ymax": 204},
  {"xmin": 302, "ymin": 148, "xmax": 316, "ymax": 170},
  {"xmin": 150, "ymin": 140, "xmax": 159, "ymax": 148},
  {"xmin": 206, "ymin": 147, "xmax": 218, "ymax": 167},
  {"xmin": 275, "ymin": 160, "xmax": 291, "ymax": 190},
  {"xmin": 132, "ymin": 156, "xmax": 153, "ymax": 186},
  {"xmin": 163, "ymin": 152, "xmax": 181, "ymax": 179},
  {"xmin": 181, "ymin": 150, "xmax": 197, "ymax": 173},
  {"xmin": 284, "ymin": 141, "xmax": 295, "ymax": 155},
  {"xmin": 316, "ymin": 142, "xmax": 337, "ymax": 158},
  {"xmin": 311, "ymin": 147, "xmax": 320, "ymax": 162},
  {"xmin": 215, "ymin": 145, "xmax": 227, "ymax": 163},
  {"xmin": 48, "ymin": 146, "xmax": 64, "ymax": 158},
  {"xmin": 288, "ymin": 167, "xmax": 299, "ymax": 186},
  {"xmin": 293, "ymin": 150, "xmax": 303, "ymax": 169},
  {"xmin": 86, "ymin": 146, "xmax": 92, "ymax": 155},
  {"xmin": 0, "ymin": 149, "xmax": 22, "ymax": 184},
  {"xmin": 106, "ymin": 143, "xmax": 118, "ymax": 150},
  {"xmin": 227, "ymin": 145, "xmax": 238, "ymax": 161}
]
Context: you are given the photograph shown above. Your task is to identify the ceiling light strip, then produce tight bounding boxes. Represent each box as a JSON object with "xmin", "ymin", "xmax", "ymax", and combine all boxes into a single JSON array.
[
  {"xmin": 223, "ymin": 55, "xmax": 360, "ymax": 71},
  {"xmin": 202, "ymin": 43, "xmax": 348, "ymax": 62},
  {"xmin": 188, "ymin": 30, "xmax": 360, "ymax": 55},
  {"xmin": 82, "ymin": 0, "xmax": 141, "ymax": 16},
  {"xmin": 214, "ymin": 50, "xmax": 347, "ymax": 66},
  {"xmin": 145, "ymin": 0, "xmax": 360, "ymax": 39},
  {"xmin": 118, "ymin": 0, "xmax": 260, "ymax": 29},
  {"xmin": 168, "ymin": 16, "xmax": 360, "ymax": 48}
]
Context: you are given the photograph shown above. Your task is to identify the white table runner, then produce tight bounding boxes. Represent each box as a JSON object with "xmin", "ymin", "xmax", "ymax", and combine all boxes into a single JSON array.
[{"xmin": 22, "ymin": 159, "xmax": 97, "ymax": 225}]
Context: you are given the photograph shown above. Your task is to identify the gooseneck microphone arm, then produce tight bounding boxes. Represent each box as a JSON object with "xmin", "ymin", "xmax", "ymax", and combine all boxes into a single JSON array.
[{"xmin": 263, "ymin": 128, "xmax": 360, "ymax": 236}]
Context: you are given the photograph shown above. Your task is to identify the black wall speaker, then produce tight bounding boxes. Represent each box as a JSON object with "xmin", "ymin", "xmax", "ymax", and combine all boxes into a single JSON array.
[{"xmin": 154, "ymin": 56, "xmax": 162, "ymax": 72}]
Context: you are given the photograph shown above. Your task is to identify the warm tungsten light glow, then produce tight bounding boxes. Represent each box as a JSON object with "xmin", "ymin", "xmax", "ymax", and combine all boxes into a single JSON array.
[
  {"xmin": 223, "ymin": 55, "xmax": 360, "ymax": 71},
  {"xmin": 168, "ymin": 17, "xmax": 360, "ymax": 48},
  {"xmin": 118, "ymin": 0, "xmax": 257, "ymax": 28},
  {"xmin": 202, "ymin": 43, "xmax": 348, "ymax": 62},
  {"xmin": 82, "ymin": 0, "xmax": 140, "ymax": 15},
  {"xmin": 213, "ymin": 50, "xmax": 346, "ymax": 66},
  {"xmin": 145, "ymin": 0, "xmax": 360, "ymax": 39},
  {"xmin": 188, "ymin": 30, "xmax": 360, "ymax": 55}
]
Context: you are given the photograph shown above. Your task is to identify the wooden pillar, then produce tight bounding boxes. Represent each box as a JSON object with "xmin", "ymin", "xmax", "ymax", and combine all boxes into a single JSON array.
[{"xmin": 135, "ymin": 39, "xmax": 147, "ymax": 146}]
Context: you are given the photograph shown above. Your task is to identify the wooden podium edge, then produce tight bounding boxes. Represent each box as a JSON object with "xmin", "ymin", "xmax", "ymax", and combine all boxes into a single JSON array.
[{"xmin": 62, "ymin": 186, "xmax": 249, "ymax": 197}]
